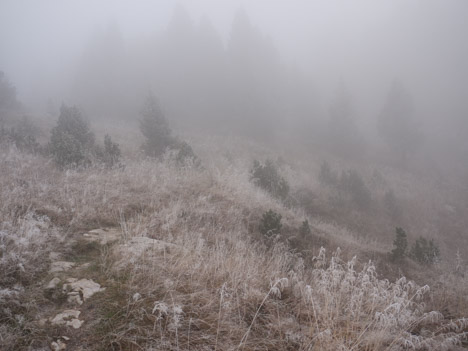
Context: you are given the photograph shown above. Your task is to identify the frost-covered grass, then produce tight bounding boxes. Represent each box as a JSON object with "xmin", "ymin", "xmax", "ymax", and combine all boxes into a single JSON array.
[
  {"xmin": 1, "ymin": 139, "xmax": 467, "ymax": 350},
  {"xmin": 98, "ymin": 161, "xmax": 468, "ymax": 350},
  {"xmin": 108, "ymin": 236, "xmax": 468, "ymax": 350}
]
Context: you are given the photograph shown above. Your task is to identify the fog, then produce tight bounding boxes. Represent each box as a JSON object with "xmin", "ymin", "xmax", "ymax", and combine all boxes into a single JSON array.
[{"xmin": 1, "ymin": 0, "xmax": 468, "ymax": 169}]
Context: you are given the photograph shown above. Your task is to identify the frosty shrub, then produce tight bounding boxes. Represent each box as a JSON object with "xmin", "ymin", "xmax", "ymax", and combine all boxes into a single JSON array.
[
  {"xmin": 49, "ymin": 104, "xmax": 95, "ymax": 168},
  {"xmin": 391, "ymin": 227, "xmax": 408, "ymax": 262},
  {"xmin": 173, "ymin": 140, "xmax": 198, "ymax": 166},
  {"xmin": 250, "ymin": 159, "xmax": 289, "ymax": 200},
  {"xmin": 0, "ymin": 116, "xmax": 40, "ymax": 153},
  {"xmin": 410, "ymin": 236, "xmax": 440, "ymax": 265},
  {"xmin": 259, "ymin": 209, "xmax": 282, "ymax": 237}
]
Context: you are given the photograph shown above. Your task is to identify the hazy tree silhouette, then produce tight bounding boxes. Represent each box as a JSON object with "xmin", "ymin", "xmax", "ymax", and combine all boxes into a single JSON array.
[
  {"xmin": 227, "ymin": 9, "xmax": 283, "ymax": 136},
  {"xmin": 378, "ymin": 80, "xmax": 422, "ymax": 162},
  {"xmin": 328, "ymin": 80, "xmax": 361, "ymax": 155},
  {"xmin": 192, "ymin": 16, "xmax": 227, "ymax": 125},
  {"xmin": 73, "ymin": 21, "xmax": 131, "ymax": 119},
  {"xmin": 156, "ymin": 5, "xmax": 196, "ymax": 120},
  {"xmin": 140, "ymin": 93, "xmax": 173, "ymax": 157},
  {"xmin": 0, "ymin": 71, "xmax": 20, "ymax": 115}
]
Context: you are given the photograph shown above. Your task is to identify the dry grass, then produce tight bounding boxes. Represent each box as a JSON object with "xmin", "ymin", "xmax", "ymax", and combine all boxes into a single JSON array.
[{"xmin": 1, "ymin": 132, "xmax": 468, "ymax": 350}]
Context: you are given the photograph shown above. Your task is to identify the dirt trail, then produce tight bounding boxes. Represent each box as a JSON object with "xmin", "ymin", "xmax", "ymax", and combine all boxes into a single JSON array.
[{"xmin": 37, "ymin": 228, "xmax": 121, "ymax": 351}]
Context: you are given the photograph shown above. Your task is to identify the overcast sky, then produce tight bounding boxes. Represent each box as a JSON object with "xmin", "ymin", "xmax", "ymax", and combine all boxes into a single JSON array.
[{"xmin": 1, "ymin": 0, "xmax": 467, "ymax": 131}]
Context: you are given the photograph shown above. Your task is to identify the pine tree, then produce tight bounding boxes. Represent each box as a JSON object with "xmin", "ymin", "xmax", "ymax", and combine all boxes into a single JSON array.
[
  {"xmin": 140, "ymin": 94, "xmax": 173, "ymax": 157},
  {"xmin": 250, "ymin": 159, "xmax": 289, "ymax": 200},
  {"xmin": 50, "ymin": 105, "xmax": 95, "ymax": 168},
  {"xmin": 391, "ymin": 227, "xmax": 408, "ymax": 262},
  {"xmin": 410, "ymin": 237, "xmax": 440, "ymax": 265},
  {"xmin": 102, "ymin": 134, "xmax": 121, "ymax": 167},
  {"xmin": 0, "ymin": 71, "xmax": 19, "ymax": 113}
]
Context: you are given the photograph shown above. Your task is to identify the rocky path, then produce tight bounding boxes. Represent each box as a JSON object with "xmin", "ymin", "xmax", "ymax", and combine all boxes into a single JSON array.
[{"xmin": 38, "ymin": 228, "xmax": 121, "ymax": 351}]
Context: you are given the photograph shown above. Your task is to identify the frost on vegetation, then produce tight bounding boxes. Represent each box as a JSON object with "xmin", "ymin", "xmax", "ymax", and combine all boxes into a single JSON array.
[
  {"xmin": 140, "ymin": 93, "xmax": 198, "ymax": 166},
  {"xmin": 0, "ymin": 212, "xmax": 58, "ymax": 322},
  {"xmin": 298, "ymin": 248, "xmax": 468, "ymax": 349},
  {"xmin": 152, "ymin": 301, "xmax": 184, "ymax": 331},
  {"xmin": 122, "ymin": 243, "xmax": 468, "ymax": 349},
  {"xmin": 259, "ymin": 209, "xmax": 282, "ymax": 237},
  {"xmin": 0, "ymin": 212, "xmax": 55, "ymax": 287},
  {"xmin": 49, "ymin": 104, "xmax": 122, "ymax": 169},
  {"xmin": 250, "ymin": 159, "xmax": 290, "ymax": 200}
]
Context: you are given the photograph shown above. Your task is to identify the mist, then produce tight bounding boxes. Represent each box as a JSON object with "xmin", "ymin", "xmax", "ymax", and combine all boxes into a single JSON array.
[
  {"xmin": 2, "ymin": 0, "xmax": 467, "ymax": 149},
  {"xmin": 3, "ymin": 2, "xmax": 468, "ymax": 349},
  {"xmin": 1, "ymin": 0, "xmax": 468, "ymax": 177}
]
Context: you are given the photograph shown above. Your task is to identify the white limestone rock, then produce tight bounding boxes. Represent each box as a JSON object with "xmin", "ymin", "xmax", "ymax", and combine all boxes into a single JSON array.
[
  {"xmin": 50, "ymin": 310, "xmax": 83, "ymax": 329},
  {"xmin": 51, "ymin": 339, "xmax": 67, "ymax": 351},
  {"xmin": 63, "ymin": 278, "xmax": 105, "ymax": 303},
  {"xmin": 46, "ymin": 277, "xmax": 61, "ymax": 289}
]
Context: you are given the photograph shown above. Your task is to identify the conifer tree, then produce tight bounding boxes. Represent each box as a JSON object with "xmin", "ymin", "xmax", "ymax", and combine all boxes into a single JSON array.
[
  {"xmin": 140, "ymin": 94, "xmax": 173, "ymax": 157},
  {"xmin": 391, "ymin": 227, "xmax": 408, "ymax": 262},
  {"xmin": 50, "ymin": 105, "xmax": 95, "ymax": 168}
]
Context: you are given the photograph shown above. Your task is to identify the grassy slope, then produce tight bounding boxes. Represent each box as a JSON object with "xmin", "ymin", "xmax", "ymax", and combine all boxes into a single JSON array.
[{"xmin": 1, "ymin": 126, "xmax": 468, "ymax": 350}]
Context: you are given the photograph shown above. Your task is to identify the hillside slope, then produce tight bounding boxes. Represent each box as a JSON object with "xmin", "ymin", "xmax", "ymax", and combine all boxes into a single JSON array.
[{"xmin": 1, "ymin": 136, "xmax": 468, "ymax": 350}]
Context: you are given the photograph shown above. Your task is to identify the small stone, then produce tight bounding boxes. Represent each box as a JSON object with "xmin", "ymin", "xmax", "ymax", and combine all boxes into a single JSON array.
[
  {"xmin": 65, "ymin": 279, "xmax": 105, "ymax": 301},
  {"xmin": 67, "ymin": 318, "xmax": 83, "ymax": 329},
  {"xmin": 132, "ymin": 292, "xmax": 141, "ymax": 302},
  {"xmin": 51, "ymin": 339, "xmax": 67, "ymax": 350},
  {"xmin": 60, "ymin": 336, "xmax": 70, "ymax": 341},
  {"xmin": 50, "ymin": 309, "xmax": 83, "ymax": 329},
  {"xmin": 46, "ymin": 277, "xmax": 61, "ymax": 289}
]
